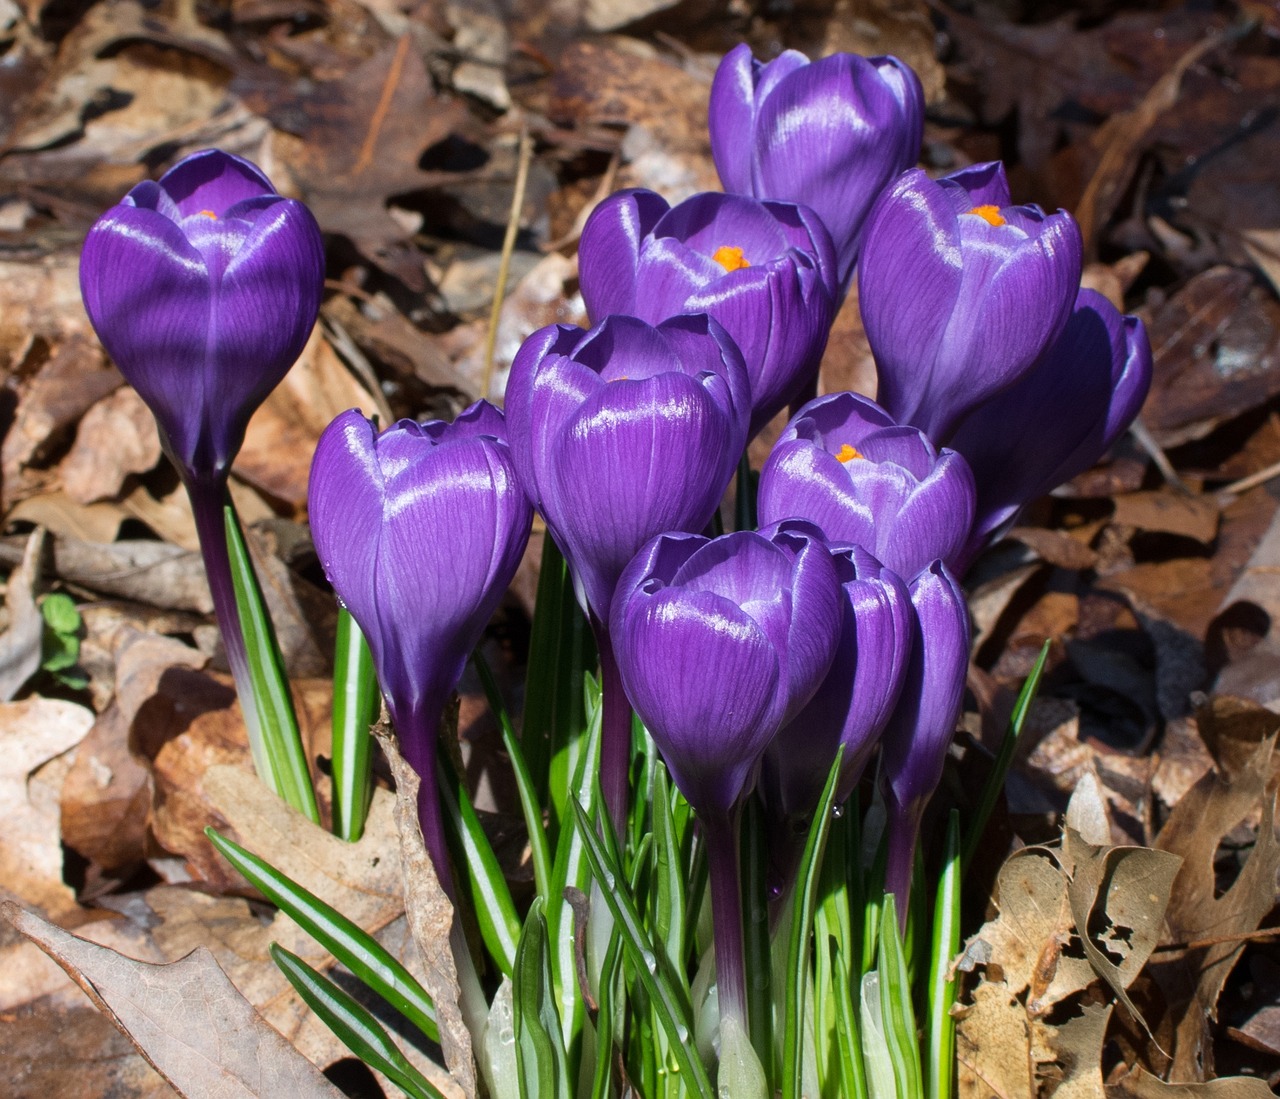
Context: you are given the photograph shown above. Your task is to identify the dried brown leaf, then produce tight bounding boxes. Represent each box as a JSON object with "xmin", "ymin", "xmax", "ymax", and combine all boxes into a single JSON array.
[
  {"xmin": 0, "ymin": 697, "xmax": 94, "ymax": 917},
  {"xmin": 956, "ymin": 979, "xmax": 1035, "ymax": 1099},
  {"xmin": 2, "ymin": 902, "xmax": 343, "ymax": 1099},
  {"xmin": 1111, "ymin": 492, "xmax": 1220, "ymax": 544},
  {"xmin": 1151, "ymin": 726, "xmax": 1280, "ymax": 1079},
  {"xmin": 60, "ymin": 388, "xmax": 161, "ymax": 505},
  {"xmin": 1042, "ymin": 1001, "xmax": 1114, "ymax": 1099},
  {"xmin": 0, "ymin": 528, "xmax": 45, "ymax": 701},
  {"xmin": 1108, "ymin": 1067, "xmax": 1277, "ymax": 1097}
]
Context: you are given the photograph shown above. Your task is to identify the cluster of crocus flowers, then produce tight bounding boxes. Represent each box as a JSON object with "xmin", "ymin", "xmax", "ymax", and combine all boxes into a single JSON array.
[{"xmin": 78, "ymin": 38, "xmax": 1157, "ymax": 1082}]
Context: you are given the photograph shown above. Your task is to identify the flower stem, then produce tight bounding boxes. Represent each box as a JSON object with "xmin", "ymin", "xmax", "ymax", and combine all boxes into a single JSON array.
[
  {"xmin": 187, "ymin": 476, "xmax": 275, "ymax": 788},
  {"xmin": 883, "ymin": 792, "xmax": 923, "ymax": 931},
  {"xmin": 704, "ymin": 806, "xmax": 748, "ymax": 1035},
  {"xmin": 393, "ymin": 703, "xmax": 455, "ymax": 904},
  {"xmin": 595, "ymin": 627, "xmax": 632, "ymax": 839}
]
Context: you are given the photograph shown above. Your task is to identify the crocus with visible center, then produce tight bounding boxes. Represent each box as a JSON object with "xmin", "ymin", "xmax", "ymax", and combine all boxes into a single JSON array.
[
  {"xmin": 505, "ymin": 313, "xmax": 751, "ymax": 828},
  {"xmin": 949, "ymin": 288, "xmax": 1153, "ymax": 569},
  {"xmin": 859, "ymin": 162, "xmax": 1083, "ymax": 441},
  {"xmin": 879, "ymin": 561, "xmax": 970, "ymax": 916},
  {"xmin": 79, "ymin": 149, "xmax": 325, "ymax": 799},
  {"xmin": 577, "ymin": 189, "xmax": 838, "ymax": 436},
  {"xmin": 757, "ymin": 391, "xmax": 976, "ymax": 580},
  {"xmin": 610, "ymin": 523, "xmax": 842, "ymax": 1037},
  {"xmin": 308, "ymin": 403, "xmax": 533, "ymax": 889},
  {"xmin": 709, "ymin": 44, "xmax": 924, "ymax": 295}
]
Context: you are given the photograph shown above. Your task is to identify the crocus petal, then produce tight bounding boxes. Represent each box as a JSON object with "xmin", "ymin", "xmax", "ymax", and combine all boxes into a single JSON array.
[
  {"xmin": 880, "ymin": 562, "xmax": 970, "ymax": 811},
  {"xmin": 80, "ymin": 206, "xmax": 213, "ymax": 469},
  {"xmin": 578, "ymin": 188, "xmax": 670, "ymax": 320},
  {"xmin": 156, "ymin": 149, "xmax": 276, "ymax": 217}
]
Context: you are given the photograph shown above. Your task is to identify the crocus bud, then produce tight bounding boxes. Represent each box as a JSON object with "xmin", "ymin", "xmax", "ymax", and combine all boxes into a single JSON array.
[
  {"xmin": 859, "ymin": 163, "xmax": 1083, "ymax": 442},
  {"xmin": 505, "ymin": 314, "xmax": 751, "ymax": 626},
  {"xmin": 578, "ymin": 189, "xmax": 838, "ymax": 436},
  {"xmin": 709, "ymin": 44, "xmax": 924, "ymax": 295},
  {"xmin": 948, "ymin": 289, "xmax": 1153, "ymax": 567},
  {"xmin": 80, "ymin": 149, "xmax": 325, "ymax": 484},
  {"xmin": 879, "ymin": 561, "xmax": 970, "ymax": 912},
  {"xmin": 610, "ymin": 524, "xmax": 843, "ymax": 818},
  {"xmin": 757, "ymin": 391, "xmax": 976, "ymax": 580},
  {"xmin": 308, "ymin": 402, "xmax": 533, "ymax": 886},
  {"xmin": 762, "ymin": 540, "xmax": 913, "ymax": 823}
]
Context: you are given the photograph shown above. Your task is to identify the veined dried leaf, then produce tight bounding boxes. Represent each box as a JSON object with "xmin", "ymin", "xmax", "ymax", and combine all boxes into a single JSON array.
[
  {"xmin": 2, "ymin": 902, "xmax": 343, "ymax": 1099},
  {"xmin": 1042, "ymin": 1001, "xmax": 1114, "ymax": 1099},
  {"xmin": 1108, "ymin": 1066, "xmax": 1277, "ymax": 1097}
]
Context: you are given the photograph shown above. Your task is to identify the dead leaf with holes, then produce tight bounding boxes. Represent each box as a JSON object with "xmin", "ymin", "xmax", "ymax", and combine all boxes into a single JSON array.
[{"xmin": 1149, "ymin": 719, "xmax": 1280, "ymax": 1081}]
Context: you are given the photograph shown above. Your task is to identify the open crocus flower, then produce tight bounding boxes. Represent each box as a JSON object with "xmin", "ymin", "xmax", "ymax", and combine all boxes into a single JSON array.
[
  {"xmin": 578, "ymin": 189, "xmax": 837, "ymax": 436},
  {"xmin": 761, "ymin": 540, "xmax": 913, "ymax": 827},
  {"xmin": 709, "ymin": 44, "xmax": 924, "ymax": 295},
  {"xmin": 859, "ymin": 162, "xmax": 1083, "ymax": 442},
  {"xmin": 757, "ymin": 391, "xmax": 975, "ymax": 580},
  {"xmin": 308, "ymin": 402, "xmax": 533, "ymax": 888},
  {"xmin": 949, "ymin": 289, "xmax": 1154, "ymax": 569},
  {"xmin": 80, "ymin": 148, "xmax": 325, "ymax": 484},
  {"xmin": 611, "ymin": 523, "xmax": 842, "ymax": 1038},
  {"xmin": 879, "ymin": 561, "xmax": 970, "ymax": 916}
]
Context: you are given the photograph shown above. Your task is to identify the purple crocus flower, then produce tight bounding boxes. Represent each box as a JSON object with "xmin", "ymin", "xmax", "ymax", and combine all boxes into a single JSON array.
[
  {"xmin": 879, "ymin": 561, "xmax": 970, "ymax": 916},
  {"xmin": 858, "ymin": 162, "xmax": 1083, "ymax": 442},
  {"xmin": 577, "ymin": 189, "xmax": 838, "ymax": 436},
  {"xmin": 308, "ymin": 403, "xmax": 533, "ymax": 890},
  {"xmin": 79, "ymin": 149, "xmax": 325, "ymax": 807},
  {"xmin": 949, "ymin": 289, "xmax": 1154, "ymax": 569},
  {"xmin": 80, "ymin": 149, "xmax": 325, "ymax": 484},
  {"xmin": 757, "ymin": 391, "xmax": 976, "ymax": 580},
  {"xmin": 611, "ymin": 523, "xmax": 842, "ymax": 1035},
  {"xmin": 709, "ymin": 44, "xmax": 924, "ymax": 295},
  {"xmin": 505, "ymin": 313, "xmax": 751, "ymax": 828},
  {"xmin": 762, "ymin": 541, "xmax": 913, "ymax": 825}
]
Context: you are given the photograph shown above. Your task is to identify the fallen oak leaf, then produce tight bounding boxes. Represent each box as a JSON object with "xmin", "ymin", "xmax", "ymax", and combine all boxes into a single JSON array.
[{"xmin": 2, "ymin": 901, "xmax": 343, "ymax": 1099}]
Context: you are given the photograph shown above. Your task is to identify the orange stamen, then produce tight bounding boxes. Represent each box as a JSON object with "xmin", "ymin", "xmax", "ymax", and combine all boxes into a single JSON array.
[
  {"xmin": 197, "ymin": 210, "xmax": 219, "ymax": 219},
  {"xmin": 968, "ymin": 205, "xmax": 1006, "ymax": 227},
  {"xmin": 836, "ymin": 443, "xmax": 864, "ymax": 463},
  {"xmin": 712, "ymin": 245, "xmax": 751, "ymax": 272}
]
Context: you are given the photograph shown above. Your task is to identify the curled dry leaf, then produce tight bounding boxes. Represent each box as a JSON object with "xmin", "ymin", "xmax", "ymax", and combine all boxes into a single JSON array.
[
  {"xmin": 2, "ymin": 902, "xmax": 343, "ymax": 1099},
  {"xmin": 1107, "ymin": 1066, "xmax": 1278, "ymax": 1097},
  {"xmin": 59, "ymin": 386, "xmax": 161, "ymax": 505},
  {"xmin": 1151, "ymin": 720, "xmax": 1280, "ymax": 1080}
]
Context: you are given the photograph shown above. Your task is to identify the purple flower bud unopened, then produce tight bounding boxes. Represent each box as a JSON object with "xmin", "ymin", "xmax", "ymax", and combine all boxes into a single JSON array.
[
  {"xmin": 859, "ymin": 163, "xmax": 1083, "ymax": 442},
  {"xmin": 308, "ymin": 402, "xmax": 533, "ymax": 883},
  {"xmin": 505, "ymin": 314, "xmax": 750, "ymax": 625},
  {"xmin": 880, "ymin": 561, "xmax": 970, "ymax": 911},
  {"xmin": 610, "ymin": 523, "xmax": 843, "ymax": 817},
  {"xmin": 757, "ymin": 391, "xmax": 976, "ymax": 580},
  {"xmin": 709, "ymin": 44, "xmax": 924, "ymax": 295},
  {"xmin": 578, "ymin": 189, "xmax": 837, "ymax": 437},
  {"xmin": 762, "ymin": 541, "xmax": 913, "ymax": 821},
  {"xmin": 80, "ymin": 149, "xmax": 325, "ymax": 483},
  {"xmin": 949, "ymin": 288, "xmax": 1153, "ymax": 567}
]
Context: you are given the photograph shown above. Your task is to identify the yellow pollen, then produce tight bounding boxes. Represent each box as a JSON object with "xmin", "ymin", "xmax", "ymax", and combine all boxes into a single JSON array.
[
  {"xmin": 968, "ymin": 204, "xmax": 1006, "ymax": 227},
  {"xmin": 712, "ymin": 245, "xmax": 751, "ymax": 272},
  {"xmin": 197, "ymin": 209, "xmax": 218, "ymax": 219},
  {"xmin": 836, "ymin": 443, "xmax": 864, "ymax": 463}
]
